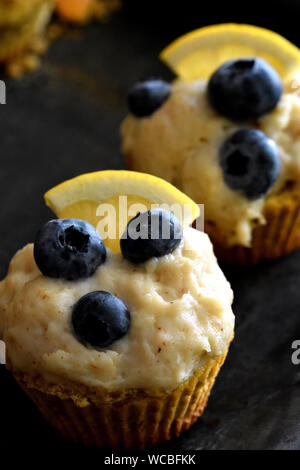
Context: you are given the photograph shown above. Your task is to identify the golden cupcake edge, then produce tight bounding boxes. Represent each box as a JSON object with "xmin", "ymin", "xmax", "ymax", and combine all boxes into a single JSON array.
[{"xmin": 13, "ymin": 350, "xmax": 229, "ymax": 449}]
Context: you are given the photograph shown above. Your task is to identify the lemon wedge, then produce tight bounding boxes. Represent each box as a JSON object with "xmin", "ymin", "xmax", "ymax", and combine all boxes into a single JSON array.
[
  {"xmin": 44, "ymin": 170, "xmax": 200, "ymax": 252},
  {"xmin": 160, "ymin": 23, "xmax": 300, "ymax": 81}
]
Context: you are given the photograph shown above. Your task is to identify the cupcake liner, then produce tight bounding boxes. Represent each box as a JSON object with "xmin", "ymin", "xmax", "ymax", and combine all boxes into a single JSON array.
[
  {"xmin": 206, "ymin": 193, "xmax": 300, "ymax": 265},
  {"xmin": 13, "ymin": 352, "xmax": 227, "ymax": 450}
]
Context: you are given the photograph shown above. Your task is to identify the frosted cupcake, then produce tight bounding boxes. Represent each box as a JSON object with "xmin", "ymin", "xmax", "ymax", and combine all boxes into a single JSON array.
[
  {"xmin": 122, "ymin": 25, "xmax": 300, "ymax": 264},
  {"xmin": 0, "ymin": 210, "xmax": 234, "ymax": 449}
]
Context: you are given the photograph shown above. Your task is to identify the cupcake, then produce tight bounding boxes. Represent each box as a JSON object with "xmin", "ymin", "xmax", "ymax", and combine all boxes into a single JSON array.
[
  {"xmin": 121, "ymin": 25, "xmax": 300, "ymax": 264},
  {"xmin": 0, "ymin": 210, "xmax": 234, "ymax": 449},
  {"xmin": 0, "ymin": 0, "xmax": 54, "ymax": 74}
]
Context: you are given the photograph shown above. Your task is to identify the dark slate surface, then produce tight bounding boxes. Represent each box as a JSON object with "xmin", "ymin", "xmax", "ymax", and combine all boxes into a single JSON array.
[{"xmin": 0, "ymin": 2, "xmax": 300, "ymax": 451}]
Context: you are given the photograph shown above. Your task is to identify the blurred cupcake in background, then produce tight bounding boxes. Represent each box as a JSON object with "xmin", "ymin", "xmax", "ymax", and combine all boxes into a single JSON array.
[
  {"xmin": 0, "ymin": 0, "xmax": 55, "ymax": 76},
  {"xmin": 0, "ymin": 0, "xmax": 121, "ymax": 77}
]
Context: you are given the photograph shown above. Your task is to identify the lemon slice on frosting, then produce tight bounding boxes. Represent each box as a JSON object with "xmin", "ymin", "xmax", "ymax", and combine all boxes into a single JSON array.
[
  {"xmin": 45, "ymin": 170, "xmax": 200, "ymax": 252},
  {"xmin": 160, "ymin": 23, "xmax": 300, "ymax": 81}
]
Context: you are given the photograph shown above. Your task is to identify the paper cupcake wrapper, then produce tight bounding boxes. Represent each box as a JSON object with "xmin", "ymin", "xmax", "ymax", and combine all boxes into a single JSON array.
[
  {"xmin": 207, "ymin": 195, "xmax": 300, "ymax": 265},
  {"xmin": 14, "ymin": 353, "xmax": 227, "ymax": 450}
]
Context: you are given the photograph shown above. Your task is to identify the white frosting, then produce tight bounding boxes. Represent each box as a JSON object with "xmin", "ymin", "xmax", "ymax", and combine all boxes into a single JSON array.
[
  {"xmin": 122, "ymin": 78, "xmax": 300, "ymax": 246},
  {"xmin": 0, "ymin": 228, "xmax": 234, "ymax": 391}
]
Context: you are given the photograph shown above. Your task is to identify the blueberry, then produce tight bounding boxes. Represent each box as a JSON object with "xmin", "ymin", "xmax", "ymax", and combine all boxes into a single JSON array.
[
  {"xmin": 72, "ymin": 291, "xmax": 130, "ymax": 348},
  {"xmin": 128, "ymin": 79, "xmax": 171, "ymax": 117},
  {"xmin": 34, "ymin": 219, "xmax": 106, "ymax": 280},
  {"xmin": 208, "ymin": 58, "xmax": 282, "ymax": 120},
  {"xmin": 120, "ymin": 208, "xmax": 182, "ymax": 264},
  {"xmin": 219, "ymin": 128, "xmax": 281, "ymax": 199}
]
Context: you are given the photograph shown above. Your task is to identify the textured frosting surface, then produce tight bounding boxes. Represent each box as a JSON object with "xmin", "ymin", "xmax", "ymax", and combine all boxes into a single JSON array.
[
  {"xmin": 122, "ymin": 78, "xmax": 300, "ymax": 246},
  {"xmin": 0, "ymin": 228, "xmax": 234, "ymax": 391}
]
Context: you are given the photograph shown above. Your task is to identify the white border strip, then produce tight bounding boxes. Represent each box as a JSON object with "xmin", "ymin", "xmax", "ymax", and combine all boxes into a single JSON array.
[
  {"xmin": 0, "ymin": 340, "xmax": 6, "ymax": 364},
  {"xmin": 0, "ymin": 80, "xmax": 6, "ymax": 104}
]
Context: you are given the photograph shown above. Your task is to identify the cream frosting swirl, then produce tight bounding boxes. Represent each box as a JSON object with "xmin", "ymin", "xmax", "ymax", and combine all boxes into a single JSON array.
[{"xmin": 0, "ymin": 227, "xmax": 234, "ymax": 391}]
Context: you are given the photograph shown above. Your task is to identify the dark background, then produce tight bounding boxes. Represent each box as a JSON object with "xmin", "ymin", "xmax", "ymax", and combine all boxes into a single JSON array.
[{"xmin": 1, "ymin": 0, "xmax": 300, "ymax": 452}]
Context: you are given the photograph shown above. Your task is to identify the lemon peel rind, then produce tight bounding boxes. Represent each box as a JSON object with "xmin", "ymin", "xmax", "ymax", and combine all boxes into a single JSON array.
[{"xmin": 160, "ymin": 23, "xmax": 300, "ymax": 80}]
